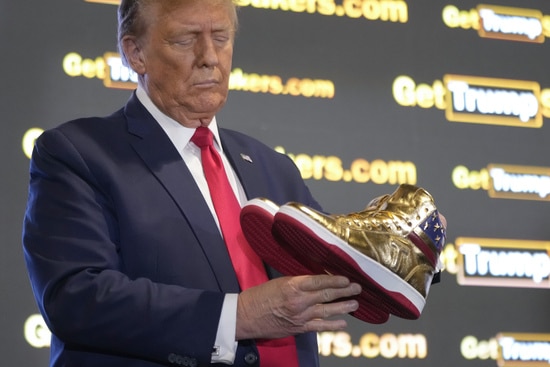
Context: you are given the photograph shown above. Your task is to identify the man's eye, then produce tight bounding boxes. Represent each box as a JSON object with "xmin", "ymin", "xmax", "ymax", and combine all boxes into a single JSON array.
[
  {"xmin": 172, "ymin": 38, "xmax": 194, "ymax": 46},
  {"xmin": 213, "ymin": 34, "xmax": 231, "ymax": 44}
]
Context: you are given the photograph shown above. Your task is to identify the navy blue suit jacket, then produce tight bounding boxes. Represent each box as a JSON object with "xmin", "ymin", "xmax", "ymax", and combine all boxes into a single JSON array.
[{"xmin": 23, "ymin": 93, "xmax": 321, "ymax": 367}]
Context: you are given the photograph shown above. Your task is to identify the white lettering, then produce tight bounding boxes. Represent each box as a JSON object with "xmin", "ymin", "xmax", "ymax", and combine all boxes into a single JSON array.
[
  {"xmin": 448, "ymin": 81, "xmax": 538, "ymax": 122},
  {"xmin": 490, "ymin": 168, "xmax": 550, "ymax": 198},
  {"xmin": 106, "ymin": 56, "xmax": 138, "ymax": 83},
  {"xmin": 460, "ymin": 243, "xmax": 550, "ymax": 282},
  {"xmin": 499, "ymin": 337, "xmax": 550, "ymax": 363},
  {"xmin": 479, "ymin": 9, "xmax": 543, "ymax": 40}
]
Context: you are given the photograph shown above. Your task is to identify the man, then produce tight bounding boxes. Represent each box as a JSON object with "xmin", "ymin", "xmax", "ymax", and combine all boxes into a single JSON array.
[{"xmin": 22, "ymin": 0, "xmax": 361, "ymax": 366}]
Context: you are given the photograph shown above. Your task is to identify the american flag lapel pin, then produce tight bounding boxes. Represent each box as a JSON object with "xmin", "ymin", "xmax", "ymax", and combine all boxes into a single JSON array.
[{"xmin": 240, "ymin": 153, "xmax": 253, "ymax": 163}]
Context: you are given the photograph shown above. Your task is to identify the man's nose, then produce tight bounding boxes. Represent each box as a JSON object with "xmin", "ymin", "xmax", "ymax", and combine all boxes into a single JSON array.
[{"xmin": 196, "ymin": 36, "xmax": 219, "ymax": 67}]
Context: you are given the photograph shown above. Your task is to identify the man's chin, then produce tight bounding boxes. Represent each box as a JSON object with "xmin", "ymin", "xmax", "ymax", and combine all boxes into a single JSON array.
[{"xmin": 191, "ymin": 96, "xmax": 227, "ymax": 116}]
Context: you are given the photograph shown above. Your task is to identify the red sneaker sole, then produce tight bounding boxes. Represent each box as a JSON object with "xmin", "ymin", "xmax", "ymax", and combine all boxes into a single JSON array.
[
  {"xmin": 273, "ymin": 206, "xmax": 425, "ymax": 319},
  {"xmin": 241, "ymin": 199, "xmax": 390, "ymax": 324}
]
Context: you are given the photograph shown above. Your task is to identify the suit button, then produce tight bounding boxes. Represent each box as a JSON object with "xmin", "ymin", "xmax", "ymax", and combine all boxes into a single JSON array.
[
  {"xmin": 244, "ymin": 351, "xmax": 258, "ymax": 365},
  {"xmin": 168, "ymin": 353, "xmax": 177, "ymax": 364}
]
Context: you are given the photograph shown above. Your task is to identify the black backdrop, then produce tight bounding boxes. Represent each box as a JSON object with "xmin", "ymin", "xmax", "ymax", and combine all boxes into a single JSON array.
[{"xmin": 2, "ymin": 0, "xmax": 549, "ymax": 366}]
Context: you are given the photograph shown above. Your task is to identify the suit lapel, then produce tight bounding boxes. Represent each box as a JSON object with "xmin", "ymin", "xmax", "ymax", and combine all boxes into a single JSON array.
[
  {"xmin": 123, "ymin": 94, "xmax": 240, "ymax": 292},
  {"xmin": 219, "ymin": 129, "xmax": 265, "ymax": 200}
]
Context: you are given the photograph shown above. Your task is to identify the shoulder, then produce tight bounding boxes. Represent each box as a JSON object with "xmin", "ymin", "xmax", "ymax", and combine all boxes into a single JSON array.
[
  {"xmin": 38, "ymin": 108, "xmax": 126, "ymax": 146},
  {"xmin": 54, "ymin": 108, "xmax": 126, "ymax": 135},
  {"xmin": 33, "ymin": 108, "xmax": 129, "ymax": 167}
]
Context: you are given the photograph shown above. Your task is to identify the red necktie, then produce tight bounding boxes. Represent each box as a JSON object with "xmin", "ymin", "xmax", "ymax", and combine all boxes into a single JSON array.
[{"xmin": 191, "ymin": 127, "xmax": 299, "ymax": 367}]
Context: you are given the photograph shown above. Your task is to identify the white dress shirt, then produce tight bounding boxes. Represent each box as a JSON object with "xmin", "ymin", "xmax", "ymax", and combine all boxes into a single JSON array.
[{"xmin": 136, "ymin": 86, "xmax": 241, "ymax": 364}]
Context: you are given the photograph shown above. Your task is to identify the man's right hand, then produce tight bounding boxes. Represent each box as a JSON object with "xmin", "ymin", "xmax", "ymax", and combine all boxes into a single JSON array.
[{"xmin": 235, "ymin": 275, "xmax": 361, "ymax": 340}]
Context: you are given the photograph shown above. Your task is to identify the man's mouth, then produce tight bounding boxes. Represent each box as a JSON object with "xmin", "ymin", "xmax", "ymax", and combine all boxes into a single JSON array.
[{"xmin": 194, "ymin": 79, "xmax": 218, "ymax": 88}]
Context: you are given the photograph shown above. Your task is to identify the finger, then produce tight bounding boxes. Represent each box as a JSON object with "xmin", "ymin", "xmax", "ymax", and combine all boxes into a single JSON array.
[
  {"xmin": 317, "ymin": 283, "xmax": 362, "ymax": 304},
  {"xmin": 294, "ymin": 298, "xmax": 359, "ymax": 328},
  {"xmin": 439, "ymin": 213, "xmax": 447, "ymax": 228},
  {"xmin": 303, "ymin": 318, "xmax": 349, "ymax": 333},
  {"xmin": 311, "ymin": 299, "xmax": 359, "ymax": 320},
  {"xmin": 294, "ymin": 277, "xmax": 361, "ymax": 307},
  {"xmin": 295, "ymin": 274, "xmax": 353, "ymax": 292}
]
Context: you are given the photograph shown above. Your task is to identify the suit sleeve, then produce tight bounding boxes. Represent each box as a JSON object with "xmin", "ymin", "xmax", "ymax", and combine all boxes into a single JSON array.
[{"xmin": 22, "ymin": 128, "xmax": 224, "ymax": 366}]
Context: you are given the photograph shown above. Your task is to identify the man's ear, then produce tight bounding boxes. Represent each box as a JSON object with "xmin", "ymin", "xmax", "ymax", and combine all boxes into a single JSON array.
[{"xmin": 121, "ymin": 35, "xmax": 146, "ymax": 75}]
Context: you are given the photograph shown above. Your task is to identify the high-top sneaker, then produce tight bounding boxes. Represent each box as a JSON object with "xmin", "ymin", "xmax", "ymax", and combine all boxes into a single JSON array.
[
  {"xmin": 272, "ymin": 184, "xmax": 445, "ymax": 319},
  {"xmin": 240, "ymin": 197, "xmax": 390, "ymax": 324}
]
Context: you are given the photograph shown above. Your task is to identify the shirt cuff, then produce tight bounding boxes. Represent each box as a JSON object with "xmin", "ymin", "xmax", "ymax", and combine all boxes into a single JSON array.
[{"xmin": 211, "ymin": 293, "xmax": 238, "ymax": 364}]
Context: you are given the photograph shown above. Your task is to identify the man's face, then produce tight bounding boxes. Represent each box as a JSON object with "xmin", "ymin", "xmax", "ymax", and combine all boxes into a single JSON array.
[{"xmin": 129, "ymin": 0, "xmax": 235, "ymax": 127}]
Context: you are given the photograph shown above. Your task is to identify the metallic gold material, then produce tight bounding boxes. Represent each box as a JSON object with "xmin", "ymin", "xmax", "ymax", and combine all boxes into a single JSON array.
[{"xmin": 283, "ymin": 184, "xmax": 445, "ymax": 298}]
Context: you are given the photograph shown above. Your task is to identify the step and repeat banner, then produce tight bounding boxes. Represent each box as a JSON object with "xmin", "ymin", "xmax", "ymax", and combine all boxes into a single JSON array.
[{"xmin": 2, "ymin": 0, "xmax": 549, "ymax": 366}]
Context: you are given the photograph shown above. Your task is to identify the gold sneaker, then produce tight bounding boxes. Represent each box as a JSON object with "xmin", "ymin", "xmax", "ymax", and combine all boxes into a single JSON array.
[
  {"xmin": 272, "ymin": 184, "xmax": 446, "ymax": 319},
  {"xmin": 240, "ymin": 198, "xmax": 390, "ymax": 324}
]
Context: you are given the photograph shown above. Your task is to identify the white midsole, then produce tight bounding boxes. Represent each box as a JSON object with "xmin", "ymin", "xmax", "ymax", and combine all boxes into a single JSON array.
[{"xmin": 277, "ymin": 205, "xmax": 425, "ymax": 313}]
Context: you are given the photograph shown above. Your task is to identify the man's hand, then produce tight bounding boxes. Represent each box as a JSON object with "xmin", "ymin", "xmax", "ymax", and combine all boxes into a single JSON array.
[{"xmin": 236, "ymin": 275, "xmax": 361, "ymax": 340}]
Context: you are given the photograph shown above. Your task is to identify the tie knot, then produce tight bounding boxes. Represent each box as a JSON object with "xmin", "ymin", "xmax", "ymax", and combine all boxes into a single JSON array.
[{"xmin": 191, "ymin": 127, "xmax": 213, "ymax": 148}]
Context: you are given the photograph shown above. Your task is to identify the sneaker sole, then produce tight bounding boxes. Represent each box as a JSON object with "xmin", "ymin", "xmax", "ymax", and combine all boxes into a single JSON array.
[
  {"xmin": 273, "ymin": 205, "xmax": 425, "ymax": 319},
  {"xmin": 241, "ymin": 199, "xmax": 390, "ymax": 324},
  {"xmin": 241, "ymin": 199, "xmax": 314, "ymax": 277}
]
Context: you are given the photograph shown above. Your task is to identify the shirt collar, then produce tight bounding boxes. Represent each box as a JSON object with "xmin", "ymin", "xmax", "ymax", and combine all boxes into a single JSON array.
[{"xmin": 135, "ymin": 84, "xmax": 223, "ymax": 151}]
